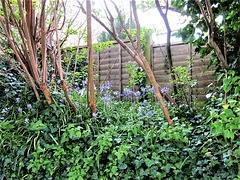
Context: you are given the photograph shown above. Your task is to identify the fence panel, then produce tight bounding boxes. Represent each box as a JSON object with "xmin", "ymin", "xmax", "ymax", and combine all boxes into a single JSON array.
[{"xmin": 91, "ymin": 41, "xmax": 217, "ymax": 101}]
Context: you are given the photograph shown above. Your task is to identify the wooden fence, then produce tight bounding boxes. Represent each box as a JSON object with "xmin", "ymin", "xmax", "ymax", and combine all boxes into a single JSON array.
[{"xmin": 91, "ymin": 41, "xmax": 217, "ymax": 101}]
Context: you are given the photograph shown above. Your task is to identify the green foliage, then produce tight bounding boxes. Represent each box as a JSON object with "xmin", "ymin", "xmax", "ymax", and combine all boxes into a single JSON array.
[
  {"xmin": 0, "ymin": 55, "xmax": 27, "ymax": 103},
  {"xmin": 172, "ymin": 0, "xmax": 240, "ymax": 73},
  {"xmin": 170, "ymin": 59, "xmax": 197, "ymax": 106},
  {"xmin": 126, "ymin": 27, "xmax": 153, "ymax": 51},
  {"xmin": 1, "ymin": 79, "xmax": 239, "ymax": 179},
  {"xmin": 92, "ymin": 41, "xmax": 114, "ymax": 52},
  {"xmin": 62, "ymin": 48, "xmax": 88, "ymax": 88},
  {"xmin": 207, "ymin": 70, "xmax": 240, "ymax": 175},
  {"xmin": 126, "ymin": 61, "xmax": 146, "ymax": 90}
]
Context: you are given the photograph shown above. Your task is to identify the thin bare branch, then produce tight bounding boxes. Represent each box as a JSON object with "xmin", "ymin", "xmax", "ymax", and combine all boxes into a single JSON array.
[
  {"xmin": 109, "ymin": 0, "xmax": 136, "ymax": 49},
  {"xmin": 18, "ymin": 0, "xmax": 40, "ymax": 83},
  {"xmin": 132, "ymin": 0, "xmax": 141, "ymax": 52},
  {"xmin": 103, "ymin": 0, "xmax": 117, "ymax": 36},
  {"xmin": 41, "ymin": 0, "xmax": 47, "ymax": 82}
]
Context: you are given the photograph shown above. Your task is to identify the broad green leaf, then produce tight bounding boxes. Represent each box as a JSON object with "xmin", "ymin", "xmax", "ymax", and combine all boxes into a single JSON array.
[
  {"xmin": 118, "ymin": 163, "xmax": 127, "ymax": 170},
  {"xmin": 134, "ymin": 159, "xmax": 143, "ymax": 169},
  {"xmin": 69, "ymin": 129, "xmax": 75, "ymax": 138},
  {"xmin": 233, "ymin": 149, "xmax": 240, "ymax": 157},
  {"xmin": 161, "ymin": 163, "xmax": 172, "ymax": 173},
  {"xmin": 145, "ymin": 158, "xmax": 155, "ymax": 167},
  {"xmin": 225, "ymin": 109, "xmax": 235, "ymax": 118},
  {"xmin": 76, "ymin": 131, "xmax": 81, "ymax": 138}
]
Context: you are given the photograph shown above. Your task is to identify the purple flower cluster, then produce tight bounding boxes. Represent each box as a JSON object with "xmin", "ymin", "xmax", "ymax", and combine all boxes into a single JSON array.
[
  {"xmin": 2, "ymin": 107, "xmax": 9, "ymax": 114},
  {"xmin": 92, "ymin": 113, "xmax": 97, "ymax": 118},
  {"xmin": 141, "ymin": 85, "xmax": 155, "ymax": 95},
  {"xmin": 82, "ymin": 79, "xmax": 88, "ymax": 87},
  {"xmin": 24, "ymin": 118, "xmax": 29, "ymax": 123},
  {"xmin": 100, "ymin": 81, "xmax": 111, "ymax": 93},
  {"xmin": 161, "ymin": 87, "xmax": 170, "ymax": 95},
  {"xmin": 18, "ymin": 107, "xmax": 22, "ymax": 112},
  {"xmin": 27, "ymin": 104, "xmax": 32, "ymax": 109},
  {"xmin": 102, "ymin": 94, "xmax": 111, "ymax": 107},
  {"xmin": 123, "ymin": 88, "xmax": 133, "ymax": 100}
]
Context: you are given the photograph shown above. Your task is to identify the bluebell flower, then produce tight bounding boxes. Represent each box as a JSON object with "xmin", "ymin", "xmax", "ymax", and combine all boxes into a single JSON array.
[
  {"xmin": 124, "ymin": 88, "xmax": 133, "ymax": 99},
  {"xmin": 113, "ymin": 91, "xmax": 120, "ymax": 98},
  {"xmin": 82, "ymin": 79, "xmax": 88, "ymax": 87},
  {"xmin": 2, "ymin": 108, "xmax": 8, "ymax": 114},
  {"xmin": 24, "ymin": 118, "xmax": 29, "ymax": 123},
  {"xmin": 78, "ymin": 89, "xmax": 84, "ymax": 96},
  {"xmin": 161, "ymin": 87, "xmax": 170, "ymax": 95},
  {"xmin": 57, "ymin": 80, "xmax": 61, "ymax": 84},
  {"xmin": 0, "ymin": 117, "xmax": 4, "ymax": 120},
  {"xmin": 191, "ymin": 95, "xmax": 196, "ymax": 98},
  {"xmin": 150, "ymin": 86, "xmax": 155, "ymax": 93},
  {"xmin": 5, "ymin": 89, "xmax": 9, "ymax": 92},
  {"xmin": 138, "ymin": 106, "xmax": 143, "ymax": 115},
  {"xmin": 100, "ymin": 81, "xmax": 112, "ymax": 93},
  {"xmin": 27, "ymin": 104, "xmax": 32, "ymax": 109},
  {"xmin": 105, "ymin": 81, "xmax": 111, "ymax": 90},
  {"xmin": 75, "ymin": 102, "xmax": 79, "ymax": 108},
  {"xmin": 141, "ymin": 87, "xmax": 146, "ymax": 93},
  {"xmin": 16, "ymin": 98, "xmax": 20, "ymax": 102},
  {"xmin": 92, "ymin": 113, "xmax": 97, "ymax": 118},
  {"xmin": 147, "ymin": 111, "xmax": 153, "ymax": 116},
  {"xmin": 102, "ymin": 95, "xmax": 109, "ymax": 102},
  {"xmin": 106, "ymin": 119, "xmax": 111, "ymax": 124},
  {"xmin": 130, "ymin": 106, "xmax": 134, "ymax": 111},
  {"xmin": 134, "ymin": 91, "xmax": 141, "ymax": 97},
  {"xmin": 18, "ymin": 107, "xmax": 22, "ymax": 112}
]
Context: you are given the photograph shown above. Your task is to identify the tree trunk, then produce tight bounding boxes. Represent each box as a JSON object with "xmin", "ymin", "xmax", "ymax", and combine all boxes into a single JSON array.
[
  {"xmin": 155, "ymin": 0, "xmax": 178, "ymax": 97},
  {"xmin": 86, "ymin": 0, "xmax": 97, "ymax": 114}
]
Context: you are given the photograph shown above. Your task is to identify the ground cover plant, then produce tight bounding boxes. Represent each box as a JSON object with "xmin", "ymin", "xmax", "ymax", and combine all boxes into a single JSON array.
[{"xmin": 0, "ymin": 78, "xmax": 239, "ymax": 179}]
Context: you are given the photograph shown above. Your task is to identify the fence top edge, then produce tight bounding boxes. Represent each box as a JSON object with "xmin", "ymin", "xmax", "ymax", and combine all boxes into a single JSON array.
[
  {"xmin": 64, "ymin": 39, "xmax": 133, "ymax": 51},
  {"xmin": 152, "ymin": 42, "xmax": 186, "ymax": 48}
]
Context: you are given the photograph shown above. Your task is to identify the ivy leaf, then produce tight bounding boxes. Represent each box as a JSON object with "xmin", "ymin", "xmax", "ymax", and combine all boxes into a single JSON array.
[
  {"xmin": 69, "ymin": 129, "xmax": 75, "ymax": 138},
  {"xmin": 225, "ymin": 109, "xmax": 235, "ymax": 118},
  {"xmin": 144, "ymin": 158, "xmax": 155, "ymax": 167},
  {"xmin": 233, "ymin": 149, "xmax": 240, "ymax": 157},
  {"xmin": 134, "ymin": 159, "xmax": 143, "ymax": 169},
  {"xmin": 161, "ymin": 163, "xmax": 172, "ymax": 173},
  {"xmin": 223, "ymin": 130, "xmax": 234, "ymax": 140},
  {"xmin": 76, "ymin": 131, "xmax": 81, "ymax": 138},
  {"xmin": 213, "ymin": 121, "xmax": 223, "ymax": 135},
  {"xmin": 118, "ymin": 163, "xmax": 127, "ymax": 170},
  {"xmin": 223, "ymin": 78, "xmax": 232, "ymax": 93}
]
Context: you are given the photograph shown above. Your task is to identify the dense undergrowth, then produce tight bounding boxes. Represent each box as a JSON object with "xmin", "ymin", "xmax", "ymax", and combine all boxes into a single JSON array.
[{"xmin": 0, "ymin": 76, "xmax": 239, "ymax": 179}]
